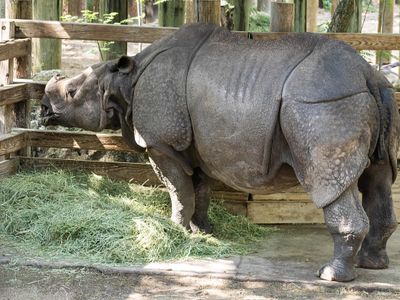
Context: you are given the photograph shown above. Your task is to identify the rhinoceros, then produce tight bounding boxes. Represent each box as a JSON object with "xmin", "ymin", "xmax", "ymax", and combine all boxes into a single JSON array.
[{"xmin": 41, "ymin": 23, "xmax": 400, "ymax": 282}]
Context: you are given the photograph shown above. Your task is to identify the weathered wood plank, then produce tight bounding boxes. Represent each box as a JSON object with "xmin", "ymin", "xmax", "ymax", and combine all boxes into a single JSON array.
[
  {"xmin": 19, "ymin": 157, "xmax": 161, "ymax": 185},
  {"xmin": 252, "ymin": 32, "xmax": 400, "ymax": 50},
  {"xmin": 16, "ymin": 128, "xmax": 136, "ymax": 152},
  {"xmin": 250, "ymin": 177, "xmax": 400, "ymax": 224},
  {"xmin": 27, "ymin": 81, "xmax": 45, "ymax": 100},
  {"xmin": 0, "ymin": 38, "xmax": 30, "ymax": 61},
  {"xmin": 13, "ymin": 20, "xmax": 400, "ymax": 50},
  {"xmin": 0, "ymin": 131, "xmax": 26, "ymax": 156},
  {"xmin": 247, "ymin": 200, "xmax": 324, "ymax": 224},
  {"xmin": 395, "ymin": 92, "xmax": 400, "ymax": 108},
  {"xmin": 12, "ymin": 80, "xmax": 45, "ymax": 100},
  {"xmin": 0, "ymin": 158, "xmax": 19, "ymax": 178},
  {"xmin": 14, "ymin": 20, "xmax": 177, "ymax": 44},
  {"xmin": 0, "ymin": 83, "xmax": 28, "ymax": 106}
]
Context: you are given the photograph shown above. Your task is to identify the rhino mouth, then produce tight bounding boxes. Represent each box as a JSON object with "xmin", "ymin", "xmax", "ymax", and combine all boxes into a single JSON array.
[{"xmin": 40, "ymin": 104, "xmax": 60, "ymax": 126}]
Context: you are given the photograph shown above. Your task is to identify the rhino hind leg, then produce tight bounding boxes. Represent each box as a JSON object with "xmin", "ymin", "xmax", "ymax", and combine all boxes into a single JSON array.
[
  {"xmin": 148, "ymin": 148, "xmax": 195, "ymax": 230},
  {"xmin": 356, "ymin": 161, "xmax": 397, "ymax": 269},
  {"xmin": 190, "ymin": 168, "xmax": 212, "ymax": 234},
  {"xmin": 319, "ymin": 183, "xmax": 369, "ymax": 282}
]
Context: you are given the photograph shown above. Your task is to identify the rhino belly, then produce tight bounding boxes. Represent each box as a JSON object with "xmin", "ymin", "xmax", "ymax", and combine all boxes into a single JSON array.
[{"xmin": 188, "ymin": 87, "xmax": 296, "ymax": 193}]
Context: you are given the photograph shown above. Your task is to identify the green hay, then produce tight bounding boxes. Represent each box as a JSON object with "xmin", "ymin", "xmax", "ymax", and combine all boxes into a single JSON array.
[{"xmin": 0, "ymin": 170, "xmax": 270, "ymax": 264}]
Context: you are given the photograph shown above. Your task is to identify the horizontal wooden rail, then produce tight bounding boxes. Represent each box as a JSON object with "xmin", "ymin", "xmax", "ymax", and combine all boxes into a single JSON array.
[
  {"xmin": 252, "ymin": 32, "xmax": 400, "ymax": 50},
  {"xmin": 18, "ymin": 157, "xmax": 161, "ymax": 185},
  {"xmin": 0, "ymin": 82, "xmax": 46, "ymax": 106},
  {"xmin": 0, "ymin": 158, "xmax": 19, "ymax": 178},
  {"xmin": 0, "ymin": 132, "xmax": 26, "ymax": 155},
  {"xmin": 0, "ymin": 38, "xmax": 30, "ymax": 61},
  {"xmin": 0, "ymin": 83, "xmax": 28, "ymax": 106},
  {"xmin": 15, "ymin": 128, "xmax": 135, "ymax": 152},
  {"xmin": 25, "ymin": 81, "xmax": 46, "ymax": 100},
  {"xmin": 11, "ymin": 19, "xmax": 400, "ymax": 50},
  {"xmin": 13, "ymin": 20, "xmax": 176, "ymax": 44}
]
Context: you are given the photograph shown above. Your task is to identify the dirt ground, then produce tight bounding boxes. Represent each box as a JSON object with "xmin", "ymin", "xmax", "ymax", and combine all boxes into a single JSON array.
[
  {"xmin": 1, "ymin": 225, "xmax": 400, "ymax": 299},
  {"xmin": 0, "ymin": 265, "xmax": 398, "ymax": 300}
]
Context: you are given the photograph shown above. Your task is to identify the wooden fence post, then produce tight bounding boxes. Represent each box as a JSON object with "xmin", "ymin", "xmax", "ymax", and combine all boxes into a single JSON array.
[
  {"xmin": 32, "ymin": 0, "xmax": 62, "ymax": 72},
  {"xmin": 270, "ymin": 1, "xmax": 294, "ymax": 32},
  {"xmin": 5, "ymin": 1, "xmax": 32, "ymax": 157},
  {"xmin": 306, "ymin": 0, "xmax": 318, "ymax": 32},
  {"xmin": 377, "ymin": 0, "xmax": 394, "ymax": 65},
  {"xmin": 6, "ymin": 0, "xmax": 32, "ymax": 79},
  {"xmin": 185, "ymin": 0, "xmax": 220, "ymax": 25}
]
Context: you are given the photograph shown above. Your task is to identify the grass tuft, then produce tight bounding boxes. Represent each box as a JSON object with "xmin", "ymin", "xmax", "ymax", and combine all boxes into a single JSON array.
[{"xmin": 0, "ymin": 170, "xmax": 270, "ymax": 264}]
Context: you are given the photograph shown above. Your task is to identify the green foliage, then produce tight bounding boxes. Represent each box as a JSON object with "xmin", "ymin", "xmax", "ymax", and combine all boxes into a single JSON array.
[
  {"xmin": 362, "ymin": 0, "xmax": 377, "ymax": 13},
  {"xmin": 61, "ymin": 10, "xmax": 140, "ymax": 60},
  {"xmin": 322, "ymin": 0, "xmax": 331, "ymax": 11},
  {"xmin": 249, "ymin": 8, "xmax": 270, "ymax": 32},
  {"xmin": 0, "ymin": 170, "xmax": 270, "ymax": 264},
  {"xmin": 317, "ymin": 22, "xmax": 330, "ymax": 33}
]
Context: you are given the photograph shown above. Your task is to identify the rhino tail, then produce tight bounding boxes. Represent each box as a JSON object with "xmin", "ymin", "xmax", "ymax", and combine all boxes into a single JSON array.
[{"xmin": 367, "ymin": 78, "xmax": 399, "ymax": 182}]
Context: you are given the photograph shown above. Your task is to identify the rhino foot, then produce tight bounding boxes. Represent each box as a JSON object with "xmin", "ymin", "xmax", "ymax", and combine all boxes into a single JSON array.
[
  {"xmin": 318, "ymin": 259, "xmax": 356, "ymax": 282},
  {"xmin": 190, "ymin": 219, "xmax": 213, "ymax": 234},
  {"xmin": 356, "ymin": 249, "xmax": 389, "ymax": 269}
]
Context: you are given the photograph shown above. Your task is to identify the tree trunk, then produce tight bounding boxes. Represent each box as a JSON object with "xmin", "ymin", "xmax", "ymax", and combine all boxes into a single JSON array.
[
  {"xmin": 294, "ymin": 0, "xmax": 306, "ymax": 32},
  {"xmin": 0, "ymin": 0, "xmax": 5, "ymax": 18},
  {"xmin": 158, "ymin": 0, "xmax": 184, "ymax": 27},
  {"xmin": 331, "ymin": 0, "xmax": 338, "ymax": 15},
  {"xmin": 328, "ymin": 0, "xmax": 360, "ymax": 32},
  {"xmin": 348, "ymin": 0, "xmax": 361, "ymax": 32},
  {"xmin": 32, "ymin": 0, "xmax": 62, "ymax": 73},
  {"xmin": 98, "ymin": 0, "xmax": 128, "ymax": 61},
  {"xmin": 131, "ymin": 0, "xmax": 137, "ymax": 17},
  {"xmin": 306, "ymin": 0, "xmax": 318, "ymax": 32},
  {"xmin": 377, "ymin": 0, "xmax": 394, "ymax": 65},
  {"xmin": 86, "ymin": 0, "xmax": 99, "ymax": 11},
  {"xmin": 257, "ymin": 0, "xmax": 270, "ymax": 14},
  {"xmin": 233, "ymin": 0, "xmax": 250, "ymax": 31},
  {"xmin": 185, "ymin": 0, "xmax": 220, "ymax": 25},
  {"xmin": 270, "ymin": 1, "xmax": 294, "ymax": 32},
  {"xmin": 144, "ymin": 0, "xmax": 157, "ymax": 24},
  {"xmin": 67, "ymin": 0, "xmax": 84, "ymax": 16}
]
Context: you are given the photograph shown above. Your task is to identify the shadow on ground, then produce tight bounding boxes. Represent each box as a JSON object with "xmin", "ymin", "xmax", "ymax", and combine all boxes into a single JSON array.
[{"xmin": 1, "ymin": 225, "xmax": 400, "ymax": 299}]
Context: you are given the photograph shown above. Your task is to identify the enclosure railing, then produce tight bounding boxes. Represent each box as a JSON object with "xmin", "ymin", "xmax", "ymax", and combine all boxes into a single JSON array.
[{"xmin": 1, "ymin": 19, "xmax": 400, "ymax": 223}]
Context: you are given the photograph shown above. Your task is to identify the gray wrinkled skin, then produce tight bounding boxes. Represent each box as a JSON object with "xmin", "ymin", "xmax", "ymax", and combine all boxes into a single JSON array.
[{"xmin": 41, "ymin": 23, "xmax": 400, "ymax": 282}]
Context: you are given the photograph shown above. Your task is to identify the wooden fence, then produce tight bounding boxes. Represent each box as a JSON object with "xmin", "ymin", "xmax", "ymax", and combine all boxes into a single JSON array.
[{"xmin": 1, "ymin": 19, "xmax": 400, "ymax": 223}]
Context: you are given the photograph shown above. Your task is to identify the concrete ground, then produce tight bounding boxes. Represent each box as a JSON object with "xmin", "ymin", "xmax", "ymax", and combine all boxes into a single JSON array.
[{"xmin": 1, "ymin": 225, "xmax": 400, "ymax": 299}]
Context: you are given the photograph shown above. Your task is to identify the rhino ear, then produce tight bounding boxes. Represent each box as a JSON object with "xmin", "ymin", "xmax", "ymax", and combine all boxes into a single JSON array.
[{"xmin": 117, "ymin": 56, "xmax": 136, "ymax": 74}]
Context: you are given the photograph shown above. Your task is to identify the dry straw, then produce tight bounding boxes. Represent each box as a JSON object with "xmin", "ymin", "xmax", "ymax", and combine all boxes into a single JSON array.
[{"xmin": 0, "ymin": 170, "xmax": 270, "ymax": 264}]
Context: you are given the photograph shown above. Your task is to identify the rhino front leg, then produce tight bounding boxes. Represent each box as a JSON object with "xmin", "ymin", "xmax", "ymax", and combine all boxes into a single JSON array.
[
  {"xmin": 319, "ymin": 183, "xmax": 369, "ymax": 282},
  {"xmin": 356, "ymin": 161, "xmax": 397, "ymax": 269},
  {"xmin": 148, "ymin": 149, "xmax": 195, "ymax": 230}
]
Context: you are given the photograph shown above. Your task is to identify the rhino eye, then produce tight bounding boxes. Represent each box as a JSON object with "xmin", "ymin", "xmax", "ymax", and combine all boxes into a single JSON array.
[{"xmin": 67, "ymin": 88, "xmax": 77, "ymax": 98}]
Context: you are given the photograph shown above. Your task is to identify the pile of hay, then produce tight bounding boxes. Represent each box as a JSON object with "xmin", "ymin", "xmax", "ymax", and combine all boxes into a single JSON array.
[{"xmin": 0, "ymin": 170, "xmax": 268, "ymax": 264}]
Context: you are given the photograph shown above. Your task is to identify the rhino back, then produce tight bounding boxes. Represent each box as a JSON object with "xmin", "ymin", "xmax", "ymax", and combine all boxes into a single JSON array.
[{"xmin": 187, "ymin": 31, "xmax": 322, "ymax": 190}]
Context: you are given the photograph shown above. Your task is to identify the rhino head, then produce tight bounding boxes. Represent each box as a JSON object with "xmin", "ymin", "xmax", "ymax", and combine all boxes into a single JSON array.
[
  {"xmin": 41, "ymin": 56, "xmax": 136, "ymax": 132},
  {"xmin": 41, "ymin": 56, "xmax": 145, "ymax": 152}
]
